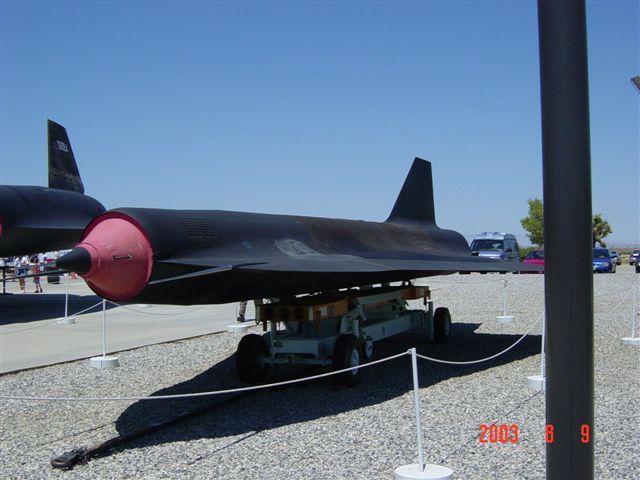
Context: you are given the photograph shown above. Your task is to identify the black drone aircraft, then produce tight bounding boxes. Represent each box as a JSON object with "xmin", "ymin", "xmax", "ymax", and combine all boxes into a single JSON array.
[
  {"xmin": 57, "ymin": 158, "xmax": 539, "ymax": 304},
  {"xmin": 0, "ymin": 120, "xmax": 105, "ymax": 257}
]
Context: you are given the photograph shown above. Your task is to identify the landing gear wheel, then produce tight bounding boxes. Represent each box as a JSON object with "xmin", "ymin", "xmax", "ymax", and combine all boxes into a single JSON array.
[
  {"xmin": 236, "ymin": 334, "xmax": 269, "ymax": 383},
  {"xmin": 332, "ymin": 334, "xmax": 362, "ymax": 387},
  {"xmin": 434, "ymin": 307, "xmax": 452, "ymax": 344}
]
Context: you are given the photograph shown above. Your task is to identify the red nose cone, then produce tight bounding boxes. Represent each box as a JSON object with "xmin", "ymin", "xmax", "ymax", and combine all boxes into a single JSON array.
[{"xmin": 76, "ymin": 212, "xmax": 153, "ymax": 301}]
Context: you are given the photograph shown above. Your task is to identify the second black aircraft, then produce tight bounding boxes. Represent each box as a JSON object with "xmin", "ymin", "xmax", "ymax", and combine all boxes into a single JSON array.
[{"xmin": 0, "ymin": 120, "xmax": 105, "ymax": 257}]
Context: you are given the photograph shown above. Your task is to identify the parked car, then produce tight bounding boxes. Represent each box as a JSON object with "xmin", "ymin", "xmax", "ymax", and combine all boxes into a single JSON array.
[
  {"xmin": 610, "ymin": 250, "xmax": 621, "ymax": 265},
  {"xmin": 593, "ymin": 248, "xmax": 616, "ymax": 273},
  {"xmin": 522, "ymin": 249, "xmax": 544, "ymax": 273},
  {"xmin": 630, "ymin": 250, "xmax": 640, "ymax": 265},
  {"xmin": 469, "ymin": 232, "xmax": 521, "ymax": 262}
]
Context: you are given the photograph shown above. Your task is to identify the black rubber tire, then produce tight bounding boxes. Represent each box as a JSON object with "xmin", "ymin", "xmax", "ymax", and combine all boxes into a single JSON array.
[
  {"xmin": 332, "ymin": 334, "xmax": 362, "ymax": 387},
  {"xmin": 236, "ymin": 334, "xmax": 269, "ymax": 383},
  {"xmin": 434, "ymin": 307, "xmax": 452, "ymax": 344}
]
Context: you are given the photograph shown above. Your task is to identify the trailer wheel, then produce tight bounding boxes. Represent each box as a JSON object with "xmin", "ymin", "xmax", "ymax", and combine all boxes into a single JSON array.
[
  {"xmin": 236, "ymin": 334, "xmax": 269, "ymax": 383},
  {"xmin": 332, "ymin": 334, "xmax": 362, "ymax": 387},
  {"xmin": 434, "ymin": 307, "xmax": 451, "ymax": 344}
]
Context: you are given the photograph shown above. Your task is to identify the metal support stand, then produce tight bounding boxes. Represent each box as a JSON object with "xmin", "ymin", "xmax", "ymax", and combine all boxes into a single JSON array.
[
  {"xmin": 394, "ymin": 348, "xmax": 453, "ymax": 480},
  {"xmin": 89, "ymin": 299, "xmax": 119, "ymax": 368},
  {"xmin": 58, "ymin": 274, "xmax": 76, "ymax": 325},
  {"xmin": 622, "ymin": 279, "xmax": 640, "ymax": 346},
  {"xmin": 496, "ymin": 279, "xmax": 514, "ymax": 323},
  {"xmin": 528, "ymin": 310, "xmax": 546, "ymax": 391}
]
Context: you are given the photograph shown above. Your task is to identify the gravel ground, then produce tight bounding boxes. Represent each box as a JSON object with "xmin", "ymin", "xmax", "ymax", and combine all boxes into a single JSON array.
[{"xmin": 1, "ymin": 269, "xmax": 638, "ymax": 479}]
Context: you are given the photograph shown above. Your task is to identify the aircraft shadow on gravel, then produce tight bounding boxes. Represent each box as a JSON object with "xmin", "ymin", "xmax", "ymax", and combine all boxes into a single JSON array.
[{"xmin": 111, "ymin": 324, "xmax": 541, "ymax": 454}]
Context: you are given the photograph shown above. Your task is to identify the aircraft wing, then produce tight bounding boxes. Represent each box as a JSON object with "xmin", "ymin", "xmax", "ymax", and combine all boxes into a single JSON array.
[
  {"xmin": 157, "ymin": 252, "xmax": 540, "ymax": 278},
  {"xmin": 237, "ymin": 256, "xmax": 536, "ymax": 273}
]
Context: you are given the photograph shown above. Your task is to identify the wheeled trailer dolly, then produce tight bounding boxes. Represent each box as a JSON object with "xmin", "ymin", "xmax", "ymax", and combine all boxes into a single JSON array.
[{"xmin": 236, "ymin": 283, "xmax": 452, "ymax": 386}]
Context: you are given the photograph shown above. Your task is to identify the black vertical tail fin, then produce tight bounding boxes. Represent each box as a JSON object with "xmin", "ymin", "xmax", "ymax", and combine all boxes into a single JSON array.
[
  {"xmin": 48, "ymin": 119, "xmax": 84, "ymax": 194},
  {"xmin": 386, "ymin": 157, "xmax": 436, "ymax": 225}
]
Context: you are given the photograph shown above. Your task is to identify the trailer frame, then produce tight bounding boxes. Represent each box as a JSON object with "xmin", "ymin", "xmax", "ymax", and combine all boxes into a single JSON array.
[{"xmin": 236, "ymin": 283, "xmax": 451, "ymax": 384}]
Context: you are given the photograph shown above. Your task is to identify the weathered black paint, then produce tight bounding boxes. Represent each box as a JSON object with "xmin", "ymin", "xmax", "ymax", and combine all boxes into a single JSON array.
[
  {"xmin": 47, "ymin": 120, "xmax": 85, "ymax": 194},
  {"xmin": 59, "ymin": 159, "xmax": 540, "ymax": 305},
  {"xmin": 538, "ymin": 1, "xmax": 594, "ymax": 478},
  {"xmin": 0, "ymin": 186, "xmax": 104, "ymax": 256},
  {"xmin": 0, "ymin": 120, "xmax": 105, "ymax": 256}
]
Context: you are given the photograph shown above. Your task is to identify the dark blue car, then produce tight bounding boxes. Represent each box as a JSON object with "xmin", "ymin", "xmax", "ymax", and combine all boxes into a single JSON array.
[{"xmin": 593, "ymin": 248, "xmax": 616, "ymax": 273}]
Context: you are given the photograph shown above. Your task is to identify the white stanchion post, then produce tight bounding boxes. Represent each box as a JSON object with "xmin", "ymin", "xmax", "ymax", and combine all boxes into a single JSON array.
[
  {"xmin": 102, "ymin": 299, "xmax": 107, "ymax": 357},
  {"xmin": 411, "ymin": 347, "xmax": 424, "ymax": 472},
  {"xmin": 528, "ymin": 310, "xmax": 546, "ymax": 391},
  {"xmin": 394, "ymin": 348, "xmax": 453, "ymax": 480},
  {"xmin": 57, "ymin": 273, "xmax": 76, "ymax": 324},
  {"xmin": 622, "ymin": 279, "xmax": 640, "ymax": 346},
  {"xmin": 65, "ymin": 275, "xmax": 69, "ymax": 319},
  {"xmin": 89, "ymin": 299, "xmax": 119, "ymax": 368},
  {"xmin": 496, "ymin": 279, "xmax": 514, "ymax": 323}
]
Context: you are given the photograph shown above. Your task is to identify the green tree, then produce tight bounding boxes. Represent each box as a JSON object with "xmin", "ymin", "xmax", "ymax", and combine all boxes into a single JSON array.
[
  {"xmin": 520, "ymin": 198, "xmax": 614, "ymax": 248},
  {"xmin": 592, "ymin": 213, "xmax": 612, "ymax": 247},
  {"xmin": 520, "ymin": 198, "xmax": 544, "ymax": 246}
]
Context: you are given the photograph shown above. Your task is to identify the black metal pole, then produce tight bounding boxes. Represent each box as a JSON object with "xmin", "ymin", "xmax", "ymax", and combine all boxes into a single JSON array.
[{"xmin": 537, "ymin": 1, "xmax": 594, "ymax": 479}]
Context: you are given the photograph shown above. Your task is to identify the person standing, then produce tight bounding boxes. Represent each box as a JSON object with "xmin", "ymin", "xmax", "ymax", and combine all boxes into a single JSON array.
[
  {"xmin": 31, "ymin": 256, "xmax": 43, "ymax": 293},
  {"xmin": 17, "ymin": 255, "xmax": 29, "ymax": 293},
  {"xmin": 237, "ymin": 300, "xmax": 248, "ymax": 323}
]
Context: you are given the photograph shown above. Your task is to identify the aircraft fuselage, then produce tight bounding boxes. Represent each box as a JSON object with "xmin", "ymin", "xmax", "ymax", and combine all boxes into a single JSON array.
[{"xmin": 0, "ymin": 185, "xmax": 105, "ymax": 256}]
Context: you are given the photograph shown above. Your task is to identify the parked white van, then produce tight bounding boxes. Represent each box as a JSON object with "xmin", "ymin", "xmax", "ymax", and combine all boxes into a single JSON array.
[{"xmin": 470, "ymin": 232, "xmax": 521, "ymax": 262}]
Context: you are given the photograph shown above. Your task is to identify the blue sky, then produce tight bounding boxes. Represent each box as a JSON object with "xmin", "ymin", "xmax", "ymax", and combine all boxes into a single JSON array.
[{"xmin": 1, "ymin": 1, "xmax": 638, "ymax": 246}]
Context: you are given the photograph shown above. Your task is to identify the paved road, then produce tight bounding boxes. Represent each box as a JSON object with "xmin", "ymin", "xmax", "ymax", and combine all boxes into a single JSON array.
[{"xmin": 0, "ymin": 276, "xmax": 255, "ymax": 373}]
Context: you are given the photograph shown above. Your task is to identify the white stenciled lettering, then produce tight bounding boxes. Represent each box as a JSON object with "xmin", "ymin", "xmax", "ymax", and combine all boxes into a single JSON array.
[{"xmin": 57, "ymin": 140, "xmax": 69, "ymax": 153}]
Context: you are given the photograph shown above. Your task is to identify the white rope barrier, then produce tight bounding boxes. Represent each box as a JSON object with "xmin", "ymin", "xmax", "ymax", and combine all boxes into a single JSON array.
[
  {"xmin": 416, "ymin": 311, "xmax": 544, "ymax": 366},
  {"xmin": 107, "ymin": 301, "xmax": 205, "ymax": 316},
  {"xmin": 0, "ymin": 351, "xmax": 410, "ymax": 402},
  {"xmin": 593, "ymin": 285, "xmax": 636, "ymax": 298},
  {"xmin": 426, "ymin": 286, "xmax": 448, "ymax": 292},
  {"xmin": 70, "ymin": 300, "xmax": 106, "ymax": 317},
  {"xmin": 0, "ymin": 298, "xmax": 211, "ymax": 336},
  {"xmin": 0, "ymin": 300, "xmax": 104, "ymax": 335},
  {"xmin": 0, "ymin": 319, "xmax": 61, "ymax": 335},
  {"xmin": 0, "ymin": 310, "xmax": 545, "ymax": 402},
  {"xmin": 595, "ymin": 287, "xmax": 633, "ymax": 312}
]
